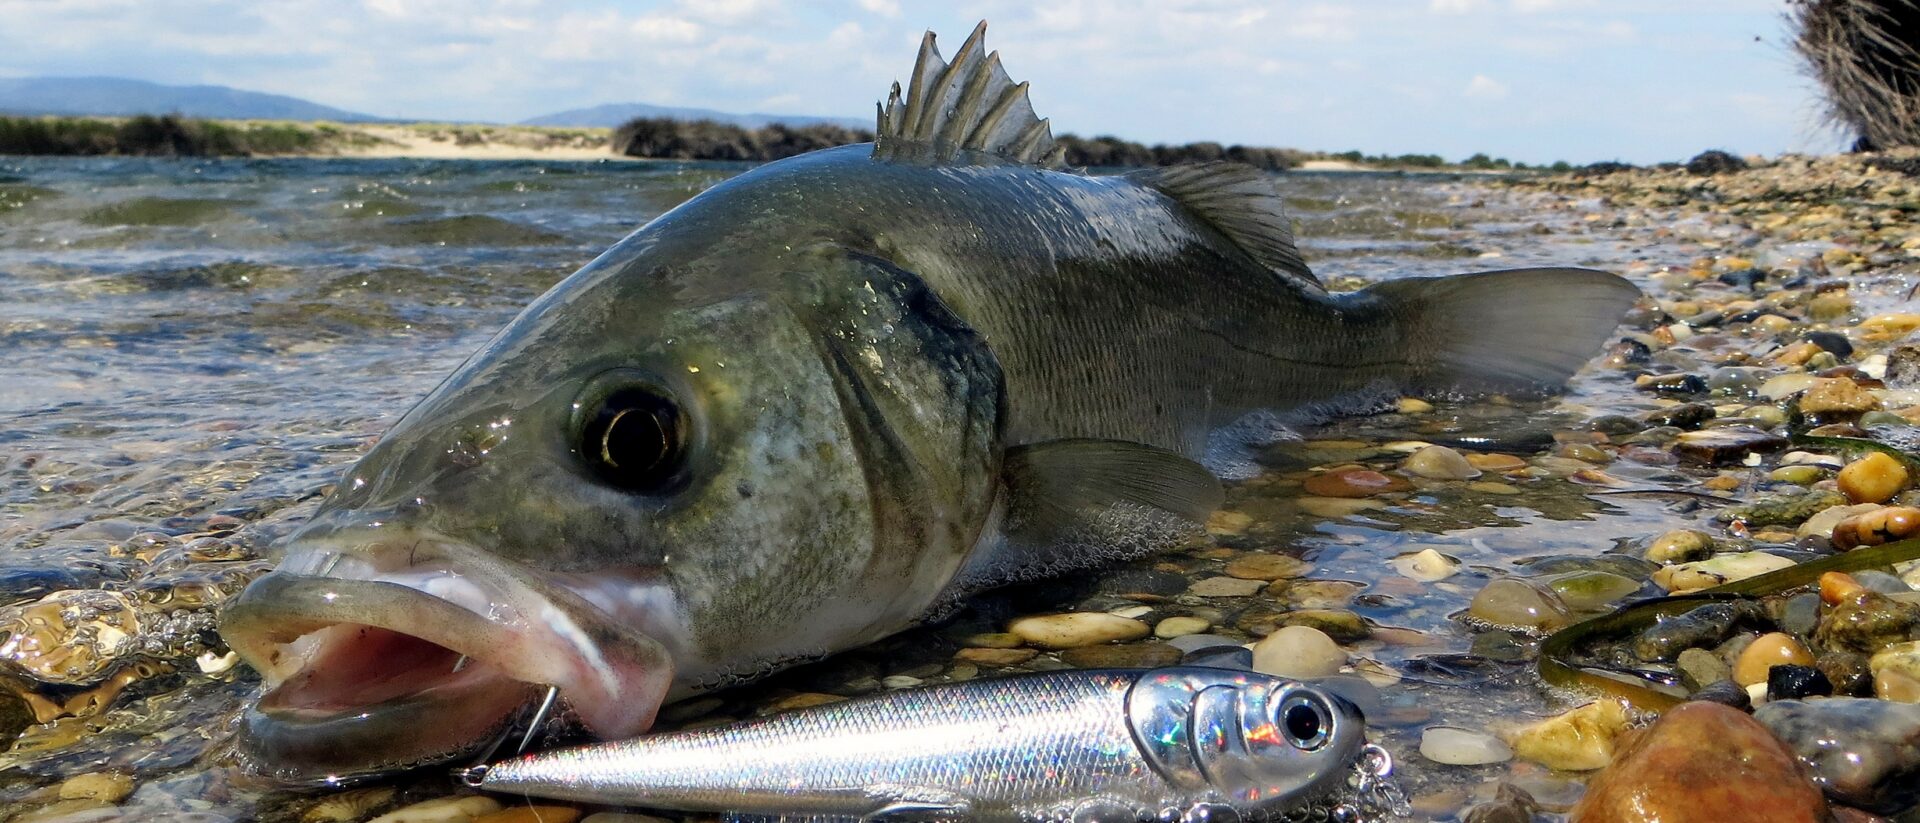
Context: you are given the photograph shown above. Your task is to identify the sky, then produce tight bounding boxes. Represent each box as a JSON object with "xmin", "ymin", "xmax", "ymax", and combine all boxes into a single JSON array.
[{"xmin": 0, "ymin": 0, "xmax": 1844, "ymax": 164}]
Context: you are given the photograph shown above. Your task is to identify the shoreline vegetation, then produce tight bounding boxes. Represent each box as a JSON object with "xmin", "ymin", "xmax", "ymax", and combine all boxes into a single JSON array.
[{"xmin": 0, "ymin": 112, "xmax": 1583, "ymax": 173}]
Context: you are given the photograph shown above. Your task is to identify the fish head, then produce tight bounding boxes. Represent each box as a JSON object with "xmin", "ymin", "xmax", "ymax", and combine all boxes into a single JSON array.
[
  {"xmin": 218, "ymin": 191, "xmax": 1005, "ymax": 783},
  {"xmin": 1188, "ymin": 676, "xmax": 1370, "ymax": 807}
]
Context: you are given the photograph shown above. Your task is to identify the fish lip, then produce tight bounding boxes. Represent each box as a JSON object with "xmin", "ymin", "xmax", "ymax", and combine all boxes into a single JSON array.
[{"xmin": 218, "ymin": 536, "xmax": 676, "ymax": 781}]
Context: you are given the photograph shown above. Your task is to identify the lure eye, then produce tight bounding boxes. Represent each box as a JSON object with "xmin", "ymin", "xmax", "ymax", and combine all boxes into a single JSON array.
[
  {"xmin": 574, "ymin": 373, "xmax": 688, "ymax": 494},
  {"xmin": 1279, "ymin": 695, "xmax": 1331, "ymax": 751}
]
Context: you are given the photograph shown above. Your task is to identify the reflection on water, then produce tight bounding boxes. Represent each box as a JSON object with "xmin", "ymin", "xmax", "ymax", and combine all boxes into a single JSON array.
[{"xmin": 0, "ymin": 156, "xmax": 1713, "ymax": 820}]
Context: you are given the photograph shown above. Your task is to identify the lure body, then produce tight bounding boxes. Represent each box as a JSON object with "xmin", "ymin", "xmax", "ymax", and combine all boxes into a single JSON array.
[{"xmin": 472, "ymin": 666, "xmax": 1379, "ymax": 822}]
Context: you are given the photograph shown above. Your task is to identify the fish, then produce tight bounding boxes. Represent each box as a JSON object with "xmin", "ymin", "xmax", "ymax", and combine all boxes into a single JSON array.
[
  {"xmin": 464, "ymin": 665, "xmax": 1398, "ymax": 823},
  {"xmin": 216, "ymin": 21, "xmax": 1641, "ymax": 783}
]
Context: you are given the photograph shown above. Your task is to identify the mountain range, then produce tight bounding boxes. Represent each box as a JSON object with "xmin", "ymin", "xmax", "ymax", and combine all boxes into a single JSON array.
[{"xmin": 0, "ymin": 76, "xmax": 863, "ymax": 130}]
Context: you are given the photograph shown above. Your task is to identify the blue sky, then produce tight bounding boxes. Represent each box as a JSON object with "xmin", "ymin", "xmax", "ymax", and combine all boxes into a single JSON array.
[{"xmin": 0, "ymin": 0, "xmax": 1838, "ymax": 164}]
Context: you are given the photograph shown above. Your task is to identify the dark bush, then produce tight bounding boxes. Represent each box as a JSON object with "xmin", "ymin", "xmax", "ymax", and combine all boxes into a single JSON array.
[
  {"xmin": 1793, "ymin": 0, "xmax": 1920, "ymax": 150},
  {"xmin": 0, "ymin": 114, "xmax": 321, "ymax": 156},
  {"xmin": 1685, "ymin": 149, "xmax": 1749, "ymax": 175}
]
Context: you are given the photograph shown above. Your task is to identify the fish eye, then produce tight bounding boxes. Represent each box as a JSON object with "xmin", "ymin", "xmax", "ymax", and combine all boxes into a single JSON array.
[
  {"xmin": 574, "ymin": 373, "xmax": 688, "ymax": 494},
  {"xmin": 1278, "ymin": 694, "xmax": 1331, "ymax": 751}
]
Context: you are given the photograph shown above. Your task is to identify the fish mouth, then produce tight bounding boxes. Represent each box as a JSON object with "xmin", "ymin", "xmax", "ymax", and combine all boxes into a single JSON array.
[{"xmin": 218, "ymin": 537, "xmax": 675, "ymax": 785}]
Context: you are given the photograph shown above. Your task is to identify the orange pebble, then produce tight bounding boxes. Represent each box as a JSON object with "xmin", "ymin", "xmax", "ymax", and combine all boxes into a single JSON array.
[{"xmin": 1820, "ymin": 571, "xmax": 1867, "ymax": 606}]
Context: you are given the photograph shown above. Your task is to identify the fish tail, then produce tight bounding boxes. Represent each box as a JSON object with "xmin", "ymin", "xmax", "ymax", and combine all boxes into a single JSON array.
[{"xmin": 1354, "ymin": 267, "xmax": 1640, "ymax": 397}]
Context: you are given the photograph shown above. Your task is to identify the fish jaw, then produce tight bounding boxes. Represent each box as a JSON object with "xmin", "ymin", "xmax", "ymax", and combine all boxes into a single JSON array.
[{"xmin": 218, "ymin": 536, "xmax": 677, "ymax": 784}]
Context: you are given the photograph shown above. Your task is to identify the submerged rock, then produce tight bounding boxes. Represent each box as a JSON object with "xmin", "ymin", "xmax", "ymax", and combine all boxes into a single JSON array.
[
  {"xmin": 1652, "ymin": 551, "xmax": 1796, "ymax": 592},
  {"xmin": 1645, "ymin": 528, "xmax": 1717, "ymax": 564},
  {"xmin": 1401, "ymin": 445, "xmax": 1481, "ymax": 480},
  {"xmin": 1570, "ymin": 701, "xmax": 1826, "ymax": 823},
  {"xmin": 1672, "ymin": 427, "xmax": 1790, "ymax": 466},
  {"xmin": 1508, "ymin": 698, "xmax": 1631, "ymax": 772},
  {"xmin": 1419, "ymin": 726, "xmax": 1512, "ymax": 766},
  {"xmin": 1250, "ymin": 625, "xmax": 1344, "ymax": 679},
  {"xmin": 1007, "ymin": 613, "xmax": 1149, "ymax": 649},
  {"xmin": 1815, "ymin": 588, "xmax": 1920, "ymax": 654},
  {"xmin": 1302, "ymin": 468, "xmax": 1412, "ymax": 498},
  {"xmin": 1466, "ymin": 578, "xmax": 1573, "ymax": 634},
  {"xmin": 1755, "ymin": 697, "xmax": 1920, "ymax": 813}
]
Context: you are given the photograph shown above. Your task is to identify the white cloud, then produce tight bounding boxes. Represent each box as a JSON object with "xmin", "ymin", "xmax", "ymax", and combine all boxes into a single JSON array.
[
  {"xmin": 1430, "ymin": 0, "xmax": 1490, "ymax": 13},
  {"xmin": 857, "ymin": 0, "xmax": 900, "ymax": 18},
  {"xmin": 1464, "ymin": 74, "xmax": 1509, "ymax": 99}
]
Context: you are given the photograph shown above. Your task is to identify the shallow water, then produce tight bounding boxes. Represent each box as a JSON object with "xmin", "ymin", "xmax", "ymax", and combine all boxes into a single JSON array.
[{"xmin": 0, "ymin": 156, "xmax": 1852, "ymax": 821}]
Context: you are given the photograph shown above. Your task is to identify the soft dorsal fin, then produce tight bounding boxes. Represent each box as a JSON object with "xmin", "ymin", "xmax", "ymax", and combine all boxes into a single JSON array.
[
  {"xmin": 1133, "ymin": 163, "xmax": 1321, "ymax": 291},
  {"xmin": 872, "ymin": 21, "xmax": 1063, "ymax": 168}
]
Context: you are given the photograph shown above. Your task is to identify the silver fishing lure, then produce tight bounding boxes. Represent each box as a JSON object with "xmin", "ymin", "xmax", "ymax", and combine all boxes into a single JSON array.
[{"xmin": 465, "ymin": 666, "xmax": 1404, "ymax": 822}]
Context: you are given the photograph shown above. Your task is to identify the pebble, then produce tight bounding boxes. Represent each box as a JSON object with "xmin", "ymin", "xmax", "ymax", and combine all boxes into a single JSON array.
[
  {"xmin": 1508, "ymin": 698, "xmax": 1630, "ymax": 772},
  {"xmin": 1060, "ymin": 643, "xmax": 1182, "ymax": 669},
  {"xmin": 1759, "ymin": 372, "xmax": 1818, "ymax": 400},
  {"xmin": 1187, "ymin": 576, "xmax": 1265, "ymax": 597},
  {"xmin": 55, "ymin": 772, "xmax": 133, "ymax": 803},
  {"xmin": 1205, "ymin": 510, "xmax": 1253, "ymax": 537},
  {"xmin": 1799, "ymin": 502, "xmax": 1883, "ymax": 540},
  {"xmin": 1390, "ymin": 548, "xmax": 1460, "ymax": 582},
  {"xmin": 1734, "ymin": 632, "xmax": 1817, "ymax": 686},
  {"xmin": 1671, "ymin": 427, "xmax": 1791, "ymax": 466},
  {"xmin": 1466, "ymin": 578, "xmax": 1572, "ymax": 633},
  {"xmin": 1008, "ymin": 613, "xmax": 1150, "ymax": 649},
  {"xmin": 1870, "ymin": 641, "xmax": 1920, "ymax": 702},
  {"xmin": 1153, "ymin": 616, "xmax": 1210, "ymax": 638},
  {"xmin": 1221, "ymin": 553, "xmax": 1310, "ymax": 580},
  {"xmin": 954, "ymin": 647, "xmax": 1038, "ymax": 667},
  {"xmin": 1652, "ymin": 551, "xmax": 1797, "ymax": 593},
  {"xmin": 1645, "ymin": 528, "xmax": 1715, "ymax": 564},
  {"xmin": 1676, "ymin": 647, "xmax": 1731, "ymax": 690},
  {"xmin": 1570, "ymin": 701, "xmax": 1826, "ymax": 823},
  {"xmin": 1469, "ymin": 480, "xmax": 1522, "ymax": 495},
  {"xmin": 1419, "ymin": 726, "xmax": 1513, "ymax": 765},
  {"xmin": 1755, "ymin": 697, "xmax": 1920, "ymax": 813},
  {"xmin": 1301, "ymin": 468, "xmax": 1412, "ymax": 498},
  {"xmin": 1401, "ymin": 445, "xmax": 1481, "ymax": 480},
  {"xmin": 1466, "ymin": 453, "xmax": 1527, "ymax": 471},
  {"xmin": 301, "ymin": 787, "xmax": 398, "ymax": 823},
  {"xmin": 1396, "ymin": 397, "xmax": 1434, "ymax": 413},
  {"xmin": 368, "ymin": 796, "xmax": 505, "ymax": 823},
  {"xmin": 473, "ymin": 808, "xmax": 581, "ymax": 823},
  {"xmin": 1800, "ymin": 376, "xmax": 1880, "ymax": 416},
  {"xmin": 1833, "ymin": 506, "xmax": 1920, "ymax": 549},
  {"xmin": 1766, "ymin": 664, "xmax": 1832, "ymax": 699},
  {"xmin": 960, "ymin": 632, "xmax": 1024, "ymax": 649},
  {"xmin": 1769, "ymin": 465, "xmax": 1826, "ymax": 485},
  {"xmin": 1250, "ymin": 626, "xmax": 1345, "ymax": 679},
  {"xmin": 1837, "ymin": 452, "xmax": 1910, "ymax": 504},
  {"xmin": 1545, "ymin": 570, "xmax": 1641, "ymax": 610}
]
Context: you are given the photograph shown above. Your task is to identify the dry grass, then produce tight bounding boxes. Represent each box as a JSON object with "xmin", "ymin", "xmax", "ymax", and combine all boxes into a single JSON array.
[{"xmin": 1792, "ymin": 0, "xmax": 1920, "ymax": 150}]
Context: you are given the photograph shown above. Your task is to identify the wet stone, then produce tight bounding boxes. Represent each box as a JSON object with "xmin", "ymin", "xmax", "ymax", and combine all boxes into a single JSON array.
[
  {"xmin": 1391, "ymin": 548, "xmax": 1461, "ymax": 582},
  {"xmin": 1093, "ymin": 569, "xmax": 1191, "ymax": 597},
  {"xmin": 1672, "ymin": 427, "xmax": 1791, "ymax": 466},
  {"xmin": 1676, "ymin": 647, "xmax": 1730, "ymax": 690},
  {"xmin": 1755, "ymin": 697, "xmax": 1920, "ymax": 813},
  {"xmin": 1302, "ymin": 468, "xmax": 1412, "ymax": 498},
  {"xmin": 1634, "ymin": 600, "xmax": 1767, "ymax": 663},
  {"xmin": 1837, "ymin": 452, "xmax": 1911, "ymax": 504},
  {"xmin": 1734, "ymin": 632, "xmax": 1816, "ymax": 686},
  {"xmin": 1818, "ymin": 651, "xmax": 1875, "ymax": 697},
  {"xmin": 1220, "ymin": 553, "xmax": 1310, "ymax": 581},
  {"xmin": 1509, "ymin": 698, "xmax": 1631, "ymax": 772},
  {"xmin": 1815, "ymin": 589, "xmax": 1920, "ymax": 654},
  {"xmin": 1653, "ymin": 551, "xmax": 1796, "ymax": 592},
  {"xmin": 1467, "ymin": 578, "xmax": 1572, "ymax": 634},
  {"xmin": 1153, "ymin": 616, "xmax": 1209, "ymax": 638},
  {"xmin": 1060, "ymin": 642, "xmax": 1182, "ymax": 669},
  {"xmin": 1800, "ymin": 376, "xmax": 1881, "ymax": 418},
  {"xmin": 1008, "ymin": 613, "xmax": 1150, "ymax": 649},
  {"xmin": 1571, "ymin": 701, "xmax": 1826, "ymax": 823},
  {"xmin": 474, "ymin": 808, "xmax": 582, "ymax": 823},
  {"xmin": 1644, "ymin": 528, "xmax": 1715, "ymax": 564},
  {"xmin": 1401, "ymin": 445, "xmax": 1480, "ymax": 480},
  {"xmin": 1644, "ymin": 402, "xmax": 1716, "ymax": 430},
  {"xmin": 1870, "ymin": 641, "xmax": 1920, "ymax": 701},
  {"xmin": 1419, "ymin": 726, "xmax": 1513, "ymax": 766},
  {"xmin": 1544, "ymin": 570, "xmax": 1640, "ymax": 610},
  {"xmin": 1282, "ymin": 608, "xmax": 1370, "ymax": 643},
  {"xmin": 1766, "ymin": 664, "xmax": 1832, "ymax": 700},
  {"xmin": 1187, "ymin": 576, "xmax": 1265, "ymax": 598},
  {"xmin": 367, "ymin": 796, "xmax": 505, "ymax": 823},
  {"xmin": 1251, "ymin": 626, "xmax": 1345, "ymax": 679}
]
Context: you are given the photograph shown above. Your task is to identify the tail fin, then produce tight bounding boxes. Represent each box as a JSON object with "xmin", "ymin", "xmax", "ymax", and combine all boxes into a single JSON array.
[{"xmin": 1355, "ymin": 267, "xmax": 1640, "ymax": 397}]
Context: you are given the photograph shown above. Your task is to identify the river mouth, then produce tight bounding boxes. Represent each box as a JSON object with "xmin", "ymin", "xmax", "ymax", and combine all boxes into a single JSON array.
[{"xmin": 1, "ymin": 155, "xmax": 1915, "ymax": 820}]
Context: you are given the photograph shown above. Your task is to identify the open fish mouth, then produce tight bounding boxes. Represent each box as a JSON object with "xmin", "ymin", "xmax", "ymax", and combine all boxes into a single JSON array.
[{"xmin": 218, "ymin": 537, "xmax": 675, "ymax": 785}]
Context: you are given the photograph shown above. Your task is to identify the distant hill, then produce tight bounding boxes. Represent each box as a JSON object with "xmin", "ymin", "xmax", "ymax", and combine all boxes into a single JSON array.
[
  {"xmin": 522, "ymin": 102, "xmax": 867, "ymax": 131},
  {"xmin": 0, "ymin": 77, "xmax": 387, "ymax": 122}
]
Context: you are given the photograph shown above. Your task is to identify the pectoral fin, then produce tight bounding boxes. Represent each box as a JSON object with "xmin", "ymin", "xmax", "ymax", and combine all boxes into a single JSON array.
[{"xmin": 947, "ymin": 439, "xmax": 1223, "ymax": 595}]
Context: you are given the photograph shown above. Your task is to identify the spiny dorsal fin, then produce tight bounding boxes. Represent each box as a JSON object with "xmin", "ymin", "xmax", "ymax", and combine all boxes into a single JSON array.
[
  {"xmin": 872, "ymin": 21, "xmax": 1063, "ymax": 168},
  {"xmin": 1133, "ymin": 163, "xmax": 1321, "ymax": 291}
]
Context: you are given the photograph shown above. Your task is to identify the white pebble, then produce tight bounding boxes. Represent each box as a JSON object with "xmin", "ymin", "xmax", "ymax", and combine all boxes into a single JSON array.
[
  {"xmin": 1391, "ymin": 548, "xmax": 1461, "ymax": 582},
  {"xmin": 1009, "ymin": 613, "xmax": 1150, "ymax": 649},
  {"xmin": 1400, "ymin": 445, "xmax": 1481, "ymax": 480},
  {"xmin": 1251, "ymin": 626, "xmax": 1345, "ymax": 679},
  {"xmin": 1419, "ymin": 726, "xmax": 1514, "ymax": 765}
]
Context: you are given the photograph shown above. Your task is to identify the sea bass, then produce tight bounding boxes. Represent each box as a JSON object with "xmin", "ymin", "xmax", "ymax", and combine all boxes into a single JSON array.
[
  {"xmin": 217, "ymin": 22, "xmax": 1640, "ymax": 782},
  {"xmin": 467, "ymin": 666, "xmax": 1395, "ymax": 823}
]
